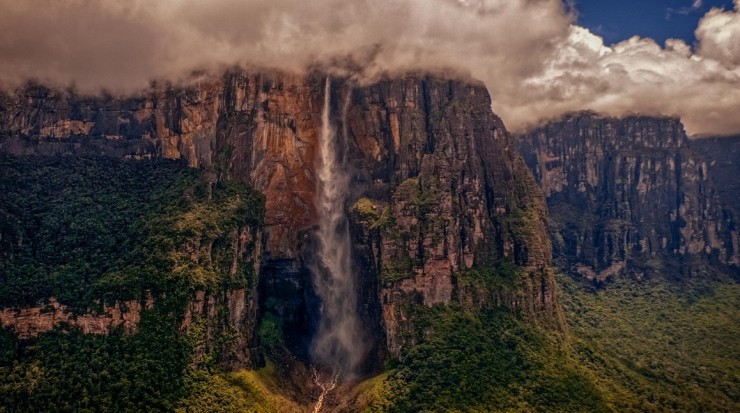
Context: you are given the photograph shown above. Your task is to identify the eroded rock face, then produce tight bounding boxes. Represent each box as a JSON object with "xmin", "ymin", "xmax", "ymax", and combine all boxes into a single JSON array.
[
  {"xmin": 0, "ymin": 71, "xmax": 556, "ymax": 364},
  {"xmin": 181, "ymin": 288, "xmax": 262, "ymax": 370},
  {"xmin": 0, "ymin": 75, "xmax": 320, "ymax": 261},
  {"xmin": 342, "ymin": 77, "xmax": 555, "ymax": 356},
  {"xmin": 516, "ymin": 112, "xmax": 739, "ymax": 282},
  {"xmin": 1, "ymin": 286, "xmax": 262, "ymax": 370},
  {"xmin": 688, "ymin": 135, "xmax": 740, "ymax": 220},
  {"xmin": 0, "ymin": 297, "xmax": 151, "ymax": 339}
]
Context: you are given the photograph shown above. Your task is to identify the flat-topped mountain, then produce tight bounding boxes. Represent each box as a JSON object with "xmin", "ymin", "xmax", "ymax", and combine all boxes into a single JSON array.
[{"xmin": 516, "ymin": 111, "xmax": 739, "ymax": 282}]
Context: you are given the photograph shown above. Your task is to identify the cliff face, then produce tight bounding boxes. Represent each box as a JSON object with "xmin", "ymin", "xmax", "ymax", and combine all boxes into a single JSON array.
[
  {"xmin": 0, "ymin": 71, "xmax": 555, "ymax": 366},
  {"xmin": 688, "ymin": 135, "xmax": 740, "ymax": 220},
  {"xmin": 0, "ymin": 297, "xmax": 151, "ymax": 339},
  {"xmin": 342, "ymin": 78, "xmax": 555, "ymax": 356},
  {"xmin": 0, "ymin": 154, "xmax": 265, "ymax": 370},
  {"xmin": 0, "ymin": 76, "xmax": 317, "ymax": 261},
  {"xmin": 517, "ymin": 112, "xmax": 739, "ymax": 282}
]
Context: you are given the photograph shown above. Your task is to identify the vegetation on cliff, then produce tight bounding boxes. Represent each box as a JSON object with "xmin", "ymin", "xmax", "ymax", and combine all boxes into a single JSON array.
[
  {"xmin": 375, "ymin": 306, "xmax": 609, "ymax": 412},
  {"xmin": 0, "ymin": 155, "xmax": 265, "ymax": 412},
  {"xmin": 333, "ymin": 273, "xmax": 738, "ymax": 412},
  {"xmin": 0, "ymin": 155, "xmax": 264, "ymax": 311}
]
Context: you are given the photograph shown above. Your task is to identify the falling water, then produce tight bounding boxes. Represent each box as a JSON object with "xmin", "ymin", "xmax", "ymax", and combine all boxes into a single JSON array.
[{"xmin": 309, "ymin": 78, "xmax": 364, "ymax": 380}]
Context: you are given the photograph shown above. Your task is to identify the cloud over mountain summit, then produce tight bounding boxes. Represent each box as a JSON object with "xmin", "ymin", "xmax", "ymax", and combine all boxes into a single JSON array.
[{"xmin": 0, "ymin": 0, "xmax": 738, "ymax": 135}]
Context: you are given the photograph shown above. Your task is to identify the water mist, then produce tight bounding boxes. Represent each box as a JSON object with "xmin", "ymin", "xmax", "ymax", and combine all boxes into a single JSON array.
[{"xmin": 309, "ymin": 78, "xmax": 364, "ymax": 381}]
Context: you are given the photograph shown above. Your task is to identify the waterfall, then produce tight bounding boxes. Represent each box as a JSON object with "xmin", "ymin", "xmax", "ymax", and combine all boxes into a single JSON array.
[{"xmin": 309, "ymin": 77, "xmax": 364, "ymax": 380}]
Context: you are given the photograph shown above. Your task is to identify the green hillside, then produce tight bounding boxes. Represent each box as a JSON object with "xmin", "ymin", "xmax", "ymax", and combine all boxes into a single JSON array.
[
  {"xmin": 0, "ymin": 155, "xmax": 265, "ymax": 412},
  {"xmin": 0, "ymin": 155, "xmax": 737, "ymax": 412}
]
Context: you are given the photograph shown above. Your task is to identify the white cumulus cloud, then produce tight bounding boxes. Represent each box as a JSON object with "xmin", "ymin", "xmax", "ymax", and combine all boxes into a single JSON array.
[
  {"xmin": 515, "ymin": 1, "xmax": 740, "ymax": 135},
  {"xmin": 696, "ymin": 0, "xmax": 740, "ymax": 66}
]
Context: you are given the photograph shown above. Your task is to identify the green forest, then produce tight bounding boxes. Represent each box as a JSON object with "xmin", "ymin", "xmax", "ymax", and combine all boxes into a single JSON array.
[
  {"xmin": 0, "ymin": 155, "xmax": 737, "ymax": 412},
  {"xmin": 0, "ymin": 155, "xmax": 265, "ymax": 412},
  {"xmin": 352, "ymin": 275, "xmax": 740, "ymax": 412}
]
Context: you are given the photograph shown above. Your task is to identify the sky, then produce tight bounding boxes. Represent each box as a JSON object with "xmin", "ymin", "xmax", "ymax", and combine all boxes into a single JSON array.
[
  {"xmin": 575, "ymin": 0, "xmax": 735, "ymax": 45},
  {"xmin": 0, "ymin": 0, "xmax": 738, "ymax": 136}
]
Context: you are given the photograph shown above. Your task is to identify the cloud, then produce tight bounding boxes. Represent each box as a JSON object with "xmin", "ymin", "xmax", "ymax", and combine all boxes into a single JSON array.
[
  {"xmin": 697, "ymin": 0, "xmax": 740, "ymax": 66},
  {"xmin": 0, "ymin": 0, "xmax": 570, "ymax": 92},
  {"xmin": 515, "ymin": 1, "xmax": 740, "ymax": 135},
  {"xmin": 667, "ymin": 0, "xmax": 704, "ymax": 18},
  {"xmin": 0, "ymin": 0, "xmax": 738, "ymax": 136}
]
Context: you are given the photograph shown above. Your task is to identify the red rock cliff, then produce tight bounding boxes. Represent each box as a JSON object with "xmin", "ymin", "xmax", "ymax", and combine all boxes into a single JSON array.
[{"xmin": 0, "ymin": 71, "xmax": 557, "ymax": 362}]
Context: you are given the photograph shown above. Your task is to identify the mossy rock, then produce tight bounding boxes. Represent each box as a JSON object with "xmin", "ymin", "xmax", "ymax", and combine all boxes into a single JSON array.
[
  {"xmin": 353, "ymin": 197, "xmax": 380, "ymax": 218},
  {"xmin": 381, "ymin": 255, "xmax": 419, "ymax": 283},
  {"xmin": 352, "ymin": 197, "xmax": 394, "ymax": 229},
  {"xmin": 392, "ymin": 178, "xmax": 421, "ymax": 203}
]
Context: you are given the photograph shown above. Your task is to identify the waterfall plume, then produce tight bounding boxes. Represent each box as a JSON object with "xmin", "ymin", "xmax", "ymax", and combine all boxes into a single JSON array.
[{"xmin": 309, "ymin": 78, "xmax": 364, "ymax": 380}]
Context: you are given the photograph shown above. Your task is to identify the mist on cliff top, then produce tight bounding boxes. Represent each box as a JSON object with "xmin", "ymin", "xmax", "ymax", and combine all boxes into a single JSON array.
[{"xmin": 0, "ymin": 0, "xmax": 739, "ymax": 135}]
